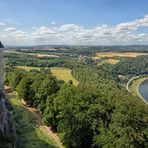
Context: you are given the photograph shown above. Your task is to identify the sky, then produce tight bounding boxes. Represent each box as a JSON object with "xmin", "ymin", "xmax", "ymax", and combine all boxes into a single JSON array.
[{"xmin": 0, "ymin": 0, "xmax": 148, "ymax": 46}]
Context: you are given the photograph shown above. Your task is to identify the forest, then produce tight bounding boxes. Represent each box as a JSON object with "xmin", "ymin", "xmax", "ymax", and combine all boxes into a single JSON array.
[
  {"xmin": 6, "ymin": 45, "xmax": 148, "ymax": 56},
  {"xmin": 4, "ymin": 52, "xmax": 69, "ymax": 67},
  {"xmin": 5, "ymin": 62, "xmax": 148, "ymax": 148},
  {"xmin": 100, "ymin": 56, "xmax": 148, "ymax": 83}
]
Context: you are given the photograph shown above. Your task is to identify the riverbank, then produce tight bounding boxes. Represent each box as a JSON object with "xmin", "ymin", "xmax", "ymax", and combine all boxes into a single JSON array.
[{"xmin": 129, "ymin": 77, "xmax": 148, "ymax": 104}]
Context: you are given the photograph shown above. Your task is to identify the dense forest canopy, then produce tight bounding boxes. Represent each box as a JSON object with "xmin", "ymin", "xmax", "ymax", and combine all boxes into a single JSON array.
[
  {"xmin": 99, "ymin": 56, "xmax": 148, "ymax": 83},
  {"xmin": 2, "ymin": 0, "xmax": 148, "ymax": 147},
  {"xmin": 5, "ymin": 62, "xmax": 148, "ymax": 148},
  {"xmin": 2, "ymin": 45, "xmax": 148, "ymax": 148}
]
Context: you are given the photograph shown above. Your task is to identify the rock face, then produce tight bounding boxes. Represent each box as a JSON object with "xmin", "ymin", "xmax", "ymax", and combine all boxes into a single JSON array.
[
  {"xmin": 0, "ymin": 92, "xmax": 16, "ymax": 146},
  {"xmin": 0, "ymin": 41, "xmax": 16, "ymax": 147}
]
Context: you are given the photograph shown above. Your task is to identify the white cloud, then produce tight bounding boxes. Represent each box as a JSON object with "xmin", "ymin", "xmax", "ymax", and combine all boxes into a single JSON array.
[
  {"xmin": 0, "ymin": 22, "xmax": 6, "ymax": 26},
  {"xmin": 32, "ymin": 26, "xmax": 56, "ymax": 36},
  {"xmin": 2, "ymin": 15, "xmax": 148, "ymax": 45},
  {"xmin": 115, "ymin": 15, "xmax": 148, "ymax": 31},
  {"xmin": 5, "ymin": 27, "xmax": 17, "ymax": 32},
  {"xmin": 54, "ymin": 24, "xmax": 83, "ymax": 31}
]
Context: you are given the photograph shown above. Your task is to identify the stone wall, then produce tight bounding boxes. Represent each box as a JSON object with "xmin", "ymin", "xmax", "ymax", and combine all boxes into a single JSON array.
[{"xmin": 0, "ymin": 91, "xmax": 16, "ymax": 147}]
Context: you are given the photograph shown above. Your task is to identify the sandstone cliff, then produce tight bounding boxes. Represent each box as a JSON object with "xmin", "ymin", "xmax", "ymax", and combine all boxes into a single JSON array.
[{"xmin": 0, "ymin": 91, "xmax": 16, "ymax": 148}]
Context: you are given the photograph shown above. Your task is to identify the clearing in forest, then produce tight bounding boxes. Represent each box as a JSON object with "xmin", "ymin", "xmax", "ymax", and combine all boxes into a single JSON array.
[
  {"xmin": 16, "ymin": 66, "xmax": 79, "ymax": 86},
  {"xmin": 16, "ymin": 66, "xmax": 40, "ymax": 71},
  {"xmin": 50, "ymin": 67, "xmax": 79, "ymax": 86},
  {"xmin": 103, "ymin": 59, "xmax": 120, "ymax": 64}
]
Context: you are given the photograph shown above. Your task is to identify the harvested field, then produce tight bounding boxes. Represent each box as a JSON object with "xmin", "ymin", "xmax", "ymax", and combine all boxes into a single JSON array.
[
  {"xmin": 29, "ymin": 53, "xmax": 60, "ymax": 58},
  {"xmin": 96, "ymin": 52, "xmax": 148, "ymax": 57},
  {"xmin": 16, "ymin": 66, "xmax": 40, "ymax": 71}
]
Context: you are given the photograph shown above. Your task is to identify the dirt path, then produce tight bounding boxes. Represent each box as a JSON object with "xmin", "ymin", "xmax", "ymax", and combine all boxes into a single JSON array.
[{"xmin": 21, "ymin": 99, "xmax": 64, "ymax": 148}]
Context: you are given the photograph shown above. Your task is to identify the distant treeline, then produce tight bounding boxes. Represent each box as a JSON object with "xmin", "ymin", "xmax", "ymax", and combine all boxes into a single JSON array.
[
  {"xmin": 101, "ymin": 56, "xmax": 148, "ymax": 82},
  {"xmin": 4, "ymin": 53, "xmax": 69, "ymax": 67},
  {"xmin": 6, "ymin": 45, "xmax": 148, "ymax": 56}
]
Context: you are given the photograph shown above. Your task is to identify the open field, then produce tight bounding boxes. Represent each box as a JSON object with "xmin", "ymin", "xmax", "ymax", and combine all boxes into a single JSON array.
[
  {"xmin": 103, "ymin": 59, "xmax": 120, "ymax": 64},
  {"xmin": 4, "ymin": 50, "xmax": 60, "ymax": 58},
  {"xmin": 50, "ymin": 67, "xmax": 79, "ymax": 86},
  {"xmin": 16, "ymin": 66, "xmax": 79, "ymax": 86},
  {"xmin": 16, "ymin": 66, "xmax": 40, "ymax": 71},
  {"xmin": 7, "ymin": 92, "xmax": 57, "ymax": 148},
  {"xmin": 29, "ymin": 53, "xmax": 60, "ymax": 58},
  {"xmin": 4, "ymin": 50, "xmax": 23, "ymax": 54},
  {"xmin": 96, "ymin": 52, "xmax": 148, "ymax": 57}
]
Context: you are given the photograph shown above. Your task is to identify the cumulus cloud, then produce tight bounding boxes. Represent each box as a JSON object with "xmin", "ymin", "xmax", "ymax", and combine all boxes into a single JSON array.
[
  {"xmin": 32, "ymin": 26, "xmax": 56, "ymax": 36},
  {"xmin": 2, "ymin": 15, "xmax": 148, "ymax": 45},
  {"xmin": 5, "ymin": 27, "xmax": 17, "ymax": 32},
  {"xmin": 54, "ymin": 24, "xmax": 83, "ymax": 31},
  {"xmin": 115, "ymin": 15, "xmax": 148, "ymax": 31},
  {"xmin": 0, "ymin": 22, "xmax": 6, "ymax": 26}
]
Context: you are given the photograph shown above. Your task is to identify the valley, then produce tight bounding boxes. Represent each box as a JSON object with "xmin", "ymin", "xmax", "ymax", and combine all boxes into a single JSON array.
[
  {"xmin": 3, "ymin": 45, "xmax": 148, "ymax": 148},
  {"xmin": 1, "ymin": 1, "xmax": 148, "ymax": 148}
]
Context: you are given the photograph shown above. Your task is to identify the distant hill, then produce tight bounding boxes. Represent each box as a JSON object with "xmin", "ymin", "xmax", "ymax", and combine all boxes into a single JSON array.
[{"xmin": 5, "ymin": 45, "xmax": 148, "ymax": 56}]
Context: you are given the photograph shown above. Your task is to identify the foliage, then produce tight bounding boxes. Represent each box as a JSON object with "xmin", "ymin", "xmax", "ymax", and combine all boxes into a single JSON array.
[
  {"xmin": 7, "ymin": 93, "xmax": 57, "ymax": 148},
  {"xmin": 6, "ymin": 65, "xmax": 148, "ymax": 148},
  {"xmin": 101, "ymin": 56, "xmax": 148, "ymax": 77}
]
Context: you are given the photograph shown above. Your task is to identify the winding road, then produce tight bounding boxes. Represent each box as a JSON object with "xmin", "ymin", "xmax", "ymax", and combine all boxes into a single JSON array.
[
  {"xmin": 126, "ymin": 76, "xmax": 140, "ymax": 93},
  {"xmin": 126, "ymin": 76, "xmax": 148, "ymax": 105}
]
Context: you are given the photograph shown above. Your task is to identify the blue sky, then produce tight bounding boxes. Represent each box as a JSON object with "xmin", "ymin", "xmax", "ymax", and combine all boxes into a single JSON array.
[{"xmin": 0, "ymin": 0, "xmax": 148, "ymax": 45}]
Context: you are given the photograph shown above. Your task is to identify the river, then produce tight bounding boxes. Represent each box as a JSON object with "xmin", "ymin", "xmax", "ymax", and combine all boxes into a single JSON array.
[{"xmin": 138, "ymin": 79, "xmax": 148, "ymax": 103}]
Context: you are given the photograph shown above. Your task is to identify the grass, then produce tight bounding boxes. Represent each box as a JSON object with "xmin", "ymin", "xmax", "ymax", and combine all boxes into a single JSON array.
[
  {"xmin": 130, "ymin": 77, "xmax": 148, "ymax": 96},
  {"xmin": 4, "ymin": 50, "xmax": 59, "ymax": 58},
  {"xmin": 129, "ymin": 77, "xmax": 148, "ymax": 105},
  {"xmin": 7, "ymin": 92, "xmax": 58, "ymax": 148},
  {"xmin": 130, "ymin": 78, "xmax": 143, "ymax": 96},
  {"xmin": 50, "ymin": 67, "xmax": 79, "ymax": 86},
  {"xmin": 96, "ymin": 52, "xmax": 148, "ymax": 57},
  {"xmin": 16, "ymin": 66, "xmax": 41, "ymax": 71},
  {"xmin": 30, "ymin": 53, "xmax": 60, "ymax": 58},
  {"xmin": 4, "ymin": 50, "xmax": 23, "ymax": 54},
  {"xmin": 103, "ymin": 59, "xmax": 120, "ymax": 64},
  {"xmin": 16, "ymin": 66, "xmax": 79, "ymax": 86}
]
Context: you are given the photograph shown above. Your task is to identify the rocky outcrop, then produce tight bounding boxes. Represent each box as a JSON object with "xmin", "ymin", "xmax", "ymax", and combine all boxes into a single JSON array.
[
  {"xmin": 0, "ymin": 91, "xmax": 16, "ymax": 147},
  {"xmin": 0, "ymin": 41, "xmax": 16, "ymax": 147}
]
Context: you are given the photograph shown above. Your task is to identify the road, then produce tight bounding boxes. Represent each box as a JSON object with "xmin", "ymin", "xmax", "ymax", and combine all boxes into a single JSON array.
[
  {"xmin": 126, "ymin": 76, "xmax": 140, "ymax": 93},
  {"xmin": 126, "ymin": 76, "xmax": 148, "ymax": 105}
]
